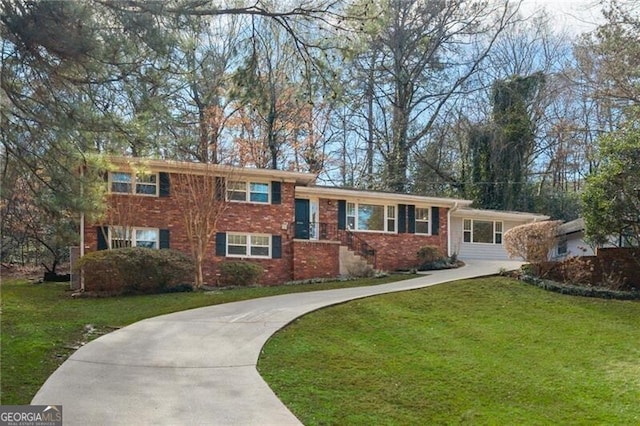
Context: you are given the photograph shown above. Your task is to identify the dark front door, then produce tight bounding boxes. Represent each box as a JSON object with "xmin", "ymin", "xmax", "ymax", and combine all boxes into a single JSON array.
[{"xmin": 295, "ymin": 198, "xmax": 310, "ymax": 239}]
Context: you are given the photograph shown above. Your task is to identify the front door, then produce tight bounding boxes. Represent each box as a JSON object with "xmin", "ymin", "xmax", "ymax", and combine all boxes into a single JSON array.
[{"xmin": 294, "ymin": 198, "xmax": 310, "ymax": 239}]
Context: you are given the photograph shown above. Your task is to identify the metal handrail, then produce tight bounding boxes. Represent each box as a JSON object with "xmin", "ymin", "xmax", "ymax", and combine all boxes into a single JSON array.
[
  {"xmin": 343, "ymin": 229, "xmax": 376, "ymax": 266},
  {"xmin": 292, "ymin": 221, "xmax": 376, "ymax": 266}
]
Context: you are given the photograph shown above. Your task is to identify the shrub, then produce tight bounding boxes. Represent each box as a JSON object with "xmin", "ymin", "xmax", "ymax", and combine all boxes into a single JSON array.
[
  {"xmin": 76, "ymin": 248, "xmax": 195, "ymax": 295},
  {"xmin": 417, "ymin": 245, "xmax": 444, "ymax": 265},
  {"xmin": 558, "ymin": 256, "xmax": 593, "ymax": 285},
  {"xmin": 503, "ymin": 221, "xmax": 561, "ymax": 273},
  {"xmin": 218, "ymin": 261, "xmax": 264, "ymax": 286},
  {"xmin": 346, "ymin": 261, "xmax": 375, "ymax": 278}
]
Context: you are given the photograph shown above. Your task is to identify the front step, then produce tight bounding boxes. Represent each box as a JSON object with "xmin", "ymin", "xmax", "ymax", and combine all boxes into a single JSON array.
[{"xmin": 339, "ymin": 246, "xmax": 374, "ymax": 276}]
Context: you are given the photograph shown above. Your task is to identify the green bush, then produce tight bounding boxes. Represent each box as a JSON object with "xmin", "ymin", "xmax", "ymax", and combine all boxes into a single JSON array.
[
  {"xmin": 218, "ymin": 261, "xmax": 264, "ymax": 286},
  {"xmin": 417, "ymin": 245, "xmax": 444, "ymax": 265},
  {"xmin": 76, "ymin": 248, "xmax": 195, "ymax": 295}
]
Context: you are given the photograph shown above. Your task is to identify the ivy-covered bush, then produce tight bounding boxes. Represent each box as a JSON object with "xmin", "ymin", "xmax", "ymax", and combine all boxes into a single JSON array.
[
  {"xmin": 218, "ymin": 261, "xmax": 264, "ymax": 286},
  {"xmin": 76, "ymin": 248, "xmax": 194, "ymax": 295}
]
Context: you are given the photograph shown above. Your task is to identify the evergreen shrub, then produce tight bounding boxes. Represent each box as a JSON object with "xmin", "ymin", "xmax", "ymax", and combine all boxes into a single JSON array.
[
  {"xmin": 76, "ymin": 248, "xmax": 194, "ymax": 295},
  {"xmin": 218, "ymin": 261, "xmax": 264, "ymax": 286}
]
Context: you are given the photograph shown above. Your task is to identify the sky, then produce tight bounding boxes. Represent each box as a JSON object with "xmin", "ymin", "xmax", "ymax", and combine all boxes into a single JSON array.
[{"xmin": 519, "ymin": 0, "xmax": 605, "ymax": 35}]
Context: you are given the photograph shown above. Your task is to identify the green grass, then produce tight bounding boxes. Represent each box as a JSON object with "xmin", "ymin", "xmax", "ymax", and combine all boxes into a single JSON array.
[
  {"xmin": 0, "ymin": 274, "xmax": 412, "ymax": 405},
  {"xmin": 258, "ymin": 277, "xmax": 640, "ymax": 425}
]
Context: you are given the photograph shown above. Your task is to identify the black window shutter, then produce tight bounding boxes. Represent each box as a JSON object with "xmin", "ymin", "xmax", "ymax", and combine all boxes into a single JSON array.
[
  {"xmin": 431, "ymin": 207, "xmax": 440, "ymax": 235},
  {"xmin": 97, "ymin": 227, "xmax": 108, "ymax": 250},
  {"xmin": 159, "ymin": 172, "xmax": 170, "ymax": 197},
  {"xmin": 407, "ymin": 205, "xmax": 416, "ymax": 234},
  {"xmin": 271, "ymin": 181, "xmax": 281, "ymax": 204},
  {"xmin": 215, "ymin": 232, "xmax": 226, "ymax": 256},
  {"xmin": 159, "ymin": 229, "xmax": 170, "ymax": 249},
  {"xmin": 215, "ymin": 177, "xmax": 226, "ymax": 201},
  {"xmin": 337, "ymin": 200, "xmax": 346, "ymax": 230},
  {"xmin": 398, "ymin": 204, "xmax": 407, "ymax": 234},
  {"xmin": 272, "ymin": 235, "xmax": 282, "ymax": 259}
]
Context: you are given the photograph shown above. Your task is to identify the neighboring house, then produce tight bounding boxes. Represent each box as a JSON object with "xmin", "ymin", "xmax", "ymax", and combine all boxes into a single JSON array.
[
  {"xmin": 85, "ymin": 157, "xmax": 548, "ymax": 285},
  {"xmin": 553, "ymin": 217, "xmax": 637, "ymax": 260},
  {"xmin": 553, "ymin": 218, "xmax": 595, "ymax": 260}
]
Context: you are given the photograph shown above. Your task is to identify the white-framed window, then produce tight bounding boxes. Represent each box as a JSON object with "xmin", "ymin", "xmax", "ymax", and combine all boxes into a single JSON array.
[
  {"xmin": 463, "ymin": 219, "xmax": 503, "ymax": 244},
  {"xmin": 227, "ymin": 181, "xmax": 270, "ymax": 203},
  {"xmin": 347, "ymin": 202, "xmax": 356, "ymax": 229},
  {"xmin": 227, "ymin": 233, "xmax": 271, "ymax": 258},
  {"xmin": 110, "ymin": 172, "xmax": 158, "ymax": 196},
  {"xmin": 109, "ymin": 226, "xmax": 159, "ymax": 249},
  {"xmin": 387, "ymin": 206, "xmax": 396, "ymax": 232},
  {"xmin": 347, "ymin": 202, "xmax": 396, "ymax": 233},
  {"xmin": 415, "ymin": 207, "xmax": 430, "ymax": 234}
]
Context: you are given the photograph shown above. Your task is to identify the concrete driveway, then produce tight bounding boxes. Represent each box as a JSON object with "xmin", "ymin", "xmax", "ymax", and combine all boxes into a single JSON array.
[{"xmin": 32, "ymin": 260, "xmax": 522, "ymax": 425}]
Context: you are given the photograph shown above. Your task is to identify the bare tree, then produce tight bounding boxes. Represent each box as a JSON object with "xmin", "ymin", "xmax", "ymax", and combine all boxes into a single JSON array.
[
  {"xmin": 341, "ymin": 0, "xmax": 522, "ymax": 192},
  {"xmin": 172, "ymin": 166, "xmax": 230, "ymax": 288}
]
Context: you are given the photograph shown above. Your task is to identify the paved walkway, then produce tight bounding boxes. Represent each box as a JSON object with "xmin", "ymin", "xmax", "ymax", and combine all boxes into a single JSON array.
[{"xmin": 32, "ymin": 260, "xmax": 522, "ymax": 425}]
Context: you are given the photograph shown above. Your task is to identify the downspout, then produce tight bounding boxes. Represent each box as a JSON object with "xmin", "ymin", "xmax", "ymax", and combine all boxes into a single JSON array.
[
  {"xmin": 447, "ymin": 202, "xmax": 459, "ymax": 257},
  {"xmin": 80, "ymin": 164, "xmax": 85, "ymax": 292}
]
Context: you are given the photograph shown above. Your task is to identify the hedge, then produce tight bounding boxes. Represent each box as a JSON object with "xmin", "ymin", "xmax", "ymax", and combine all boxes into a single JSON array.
[{"xmin": 76, "ymin": 248, "xmax": 195, "ymax": 295}]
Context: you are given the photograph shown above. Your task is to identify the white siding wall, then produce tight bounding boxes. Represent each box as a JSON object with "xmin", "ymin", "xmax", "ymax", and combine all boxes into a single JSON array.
[
  {"xmin": 451, "ymin": 217, "xmax": 527, "ymax": 261},
  {"xmin": 552, "ymin": 232, "xmax": 596, "ymax": 260}
]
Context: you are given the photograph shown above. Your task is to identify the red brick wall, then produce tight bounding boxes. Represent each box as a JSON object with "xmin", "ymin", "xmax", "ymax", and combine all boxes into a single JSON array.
[
  {"xmin": 85, "ymin": 173, "xmax": 296, "ymax": 286},
  {"xmin": 86, "ymin": 176, "xmax": 452, "ymax": 285},
  {"xmin": 354, "ymin": 207, "xmax": 449, "ymax": 271},
  {"xmin": 292, "ymin": 240, "xmax": 340, "ymax": 280}
]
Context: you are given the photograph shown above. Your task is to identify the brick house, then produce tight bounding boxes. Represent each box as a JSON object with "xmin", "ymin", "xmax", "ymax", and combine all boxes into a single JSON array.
[{"xmin": 84, "ymin": 157, "xmax": 547, "ymax": 285}]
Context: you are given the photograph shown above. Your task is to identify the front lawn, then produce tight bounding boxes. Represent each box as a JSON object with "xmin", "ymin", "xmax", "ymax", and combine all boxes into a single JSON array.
[
  {"xmin": 258, "ymin": 277, "xmax": 640, "ymax": 425},
  {"xmin": 0, "ymin": 274, "xmax": 412, "ymax": 404}
]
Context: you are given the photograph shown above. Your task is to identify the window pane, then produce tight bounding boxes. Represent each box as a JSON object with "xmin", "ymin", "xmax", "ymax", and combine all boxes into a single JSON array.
[
  {"xmin": 227, "ymin": 181, "xmax": 247, "ymax": 201},
  {"xmin": 112, "ymin": 172, "xmax": 132, "ymax": 183},
  {"xmin": 358, "ymin": 204, "xmax": 384, "ymax": 231},
  {"xmin": 473, "ymin": 221, "xmax": 494, "ymax": 243},
  {"xmin": 228, "ymin": 234, "xmax": 247, "ymax": 256},
  {"xmin": 249, "ymin": 192, "xmax": 269, "ymax": 203},
  {"xmin": 112, "ymin": 182, "xmax": 132, "ymax": 193},
  {"xmin": 137, "ymin": 174, "xmax": 156, "ymax": 184},
  {"xmin": 136, "ymin": 184, "xmax": 157, "ymax": 195},
  {"xmin": 463, "ymin": 219, "xmax": 471, "ymax": 231},
  {"xmin": 251, "ymin": 235, "xmax": 269, "ymax": 246},
  {"xmin": 250, "ymin": 182, "xmax": 268, "ymax": 193},
  {"xmin": 416, "ymin": 222, "xmax": 429, "ymax": 234},
  {"xmin": 415, "ymin": 208, "xmax": 429, "ymax": 234},
  {"xmin": 136, "ymin": 229, "xmax": 158, "ymax": 242},
  {"xmin": 228, "ymin": 235, "xmax": 247, "ymax": 245},
  {"xmin": 416, "ymin": 208, "xmax": 429, "ymax": 221},
  {"xmin": 251, "ymin": 246, "xmax": 269, "ymax": 256},
  {"xmin": 387, "ymin": 219, "xmax": 395, "ymax": 232},
  {"xmin": 495, "ymin": 233, "xmax": 502, "ymax": 244},
  {"xmin": 111, "ymin": 227, "xmax": 132, "ymax": 248},
  {"xmin": 111, "ymin": 173, "xmax": 132, "ymax": 193},
  {"xmin": 228, "ymin": 245, "xmax": 247, "ymax": 255},
  {"xmin": 495, "ymin": 221, "xmax": 503, "ymax": 232},
  {"xmin": 228, "ymin": 181, "xmax": 246, "ymax": 191},
  {"xmin": 228, "ymin": 191, "xmax": 246, "ymax": 201},
  {"xmin": 249, "ymin": 182, "xmax": 269, "ymax": 203},
  {"xmin": 347, "ymin": 202, "xmax": 356, "ymax": 229},
  {"xmin": 463, "ymin": 231, "xmax": 471, "ymax": 243},
  {"xmin": 387, "ymin": 206, "xmax": 395, "ymax": 219}
]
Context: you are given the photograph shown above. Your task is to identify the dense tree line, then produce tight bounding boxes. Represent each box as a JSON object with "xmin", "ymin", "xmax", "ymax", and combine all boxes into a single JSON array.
[{"xmin": 2, "ymin": 0, "xmax": 639, "ymax": 268}]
